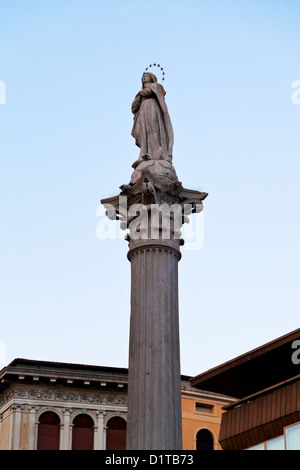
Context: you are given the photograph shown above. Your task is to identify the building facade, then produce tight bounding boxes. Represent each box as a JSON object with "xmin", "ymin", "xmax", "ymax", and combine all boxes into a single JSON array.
[
  {"xmin": 0, "ymin": 358, "xmax": 234, "ymax": 450},
  {"xmin": 181, "ymin": 381, "xmax": 231, "ymax": 450},
  {"xmin": 191, "ymin": 328, "xmax": 300, "ymax": 450}
]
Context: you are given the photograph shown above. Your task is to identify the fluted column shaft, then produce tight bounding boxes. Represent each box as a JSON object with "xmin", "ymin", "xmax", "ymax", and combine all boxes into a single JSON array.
[{"xmin": 126, "ymin": 237, "xmax": 182, "ymax": 450}]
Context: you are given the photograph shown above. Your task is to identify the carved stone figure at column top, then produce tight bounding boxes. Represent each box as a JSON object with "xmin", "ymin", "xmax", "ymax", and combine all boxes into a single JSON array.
[
  {"xmin": 102, "ymin": 69, "xmax": 208, "ymax": 230},
  {"xmin": 130, "ymin": 72, "xmax": 178, "ymax": 187},
  {"xmin": 131, "ymin": 72, "xmax": 174, "ymax": 168}
]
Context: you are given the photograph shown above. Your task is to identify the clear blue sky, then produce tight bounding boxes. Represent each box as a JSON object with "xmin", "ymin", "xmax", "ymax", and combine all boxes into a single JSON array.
[{"xmin": 1, "ymin": 0, "xmax": 299, "ymax": 376}]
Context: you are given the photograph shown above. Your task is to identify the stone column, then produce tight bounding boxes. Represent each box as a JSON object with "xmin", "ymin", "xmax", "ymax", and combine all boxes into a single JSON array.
[
  {"xmin": 12, "ymin": 405, "xmax": 24, "ymax": 450},
  {"xmin": 28, "ymin": 406, "xmax": 37, "ymax": 450},
  {"xmin": 103, "ymin": 425, "xmax": 107, "ymax": 450},
  {"xmin": 96, "ymin": 411, "xmax": 106, "ymax": 450},
  {"xmin": 101, "ymin": 163, "xmax": 207, "ymax": 450},
  {"xmin": 126, "ymin": 228, "xmax": 183, "ymax": 449},
  {"xmin": 61, "ymin": 408, "xmax": 71, "ymax": 450}
]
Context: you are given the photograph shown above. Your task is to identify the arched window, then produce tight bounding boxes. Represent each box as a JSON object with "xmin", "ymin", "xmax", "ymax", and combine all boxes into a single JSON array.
[
  {"xmin": 72, "ymin": 414, "xmax": 94, "ymax": 450},
  {"xmin": 196, "ymin": 429, "xmax": 214, "ymax": 450},
  {"xmin": 106, "ymin": 417, "xmax": 127, "ymax": 450},
  {"xmin": 37, "ymin": 411, "xmax": 60, "ymax": 450}
]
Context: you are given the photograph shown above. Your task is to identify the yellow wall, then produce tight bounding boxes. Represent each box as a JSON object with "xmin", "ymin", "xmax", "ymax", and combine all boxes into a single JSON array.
[{"xmin": 181, "ymin": 395, "xmax": 224, "ymax": 450}]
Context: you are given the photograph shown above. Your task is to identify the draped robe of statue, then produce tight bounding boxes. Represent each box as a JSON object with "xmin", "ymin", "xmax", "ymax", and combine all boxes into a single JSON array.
[{"xmin": 131, "ymin": 73, "xmax": 174, "ymax": 168}]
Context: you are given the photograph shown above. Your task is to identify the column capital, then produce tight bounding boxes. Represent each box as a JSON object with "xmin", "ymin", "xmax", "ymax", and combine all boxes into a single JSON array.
[
  {"xmin": 11, "ymin": 405, "xmax": 24, "ymax": 412},
  {"xmin": 29, "ymin": 405, "xmax": 38, "ymax": 412},
  {"xmin": 101, "ymin": 169, "xmax": 207, "ymax": 251}
]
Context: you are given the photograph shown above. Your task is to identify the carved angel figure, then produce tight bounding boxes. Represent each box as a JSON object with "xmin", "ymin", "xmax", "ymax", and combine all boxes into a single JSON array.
[{"xmin": 131, "ymin": 72, "xmax": 174, "ymax": 168}]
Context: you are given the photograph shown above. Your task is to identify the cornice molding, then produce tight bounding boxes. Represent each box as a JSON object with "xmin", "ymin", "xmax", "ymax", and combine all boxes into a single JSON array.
[{"xmin": 0, "ymin": 385, "xmax": 127, "ymax": 411}]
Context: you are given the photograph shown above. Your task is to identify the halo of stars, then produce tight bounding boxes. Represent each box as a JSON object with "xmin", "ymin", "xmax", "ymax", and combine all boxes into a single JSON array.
[{"xmin": 144, "ymin": 63, "xmax": 165, "ymax": 82}]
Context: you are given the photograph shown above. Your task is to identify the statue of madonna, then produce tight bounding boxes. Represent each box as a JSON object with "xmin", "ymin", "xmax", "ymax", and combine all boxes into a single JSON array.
[{"xmin": 131, "ymin": 72, "xmax": 174, "ymax": 168}]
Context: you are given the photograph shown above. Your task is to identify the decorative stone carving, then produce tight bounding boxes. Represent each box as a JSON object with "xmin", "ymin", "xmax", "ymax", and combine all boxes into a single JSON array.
[
  {"xmin": 0, "ymin": 386, "xmax": 127, "ymax": 407},
  {"xmin": 130, "ymin": 159, "xmax": 178, "ymax": 186},
  {"xmin": 104, "ymin": 169, "xmax": 207, "ymax": 244},
  {"xmin": 104, "ymin": 71, "xmax": 207, "ymax": 237}
]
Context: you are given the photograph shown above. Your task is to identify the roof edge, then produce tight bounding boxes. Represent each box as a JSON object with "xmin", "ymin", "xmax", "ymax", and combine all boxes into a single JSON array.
[
  {"xmin": 190, "ymin": 327, "xmax": 300, "ymax": 387},
  {"xmin": 4, "ymin": 358, "xmax": 192, "ymax": 381}
]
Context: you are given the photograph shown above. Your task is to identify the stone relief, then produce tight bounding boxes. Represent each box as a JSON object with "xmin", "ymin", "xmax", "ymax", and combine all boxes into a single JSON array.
[{"xmin": 0, "ymin": 387, "xmax": 127, "ymax": 407}]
